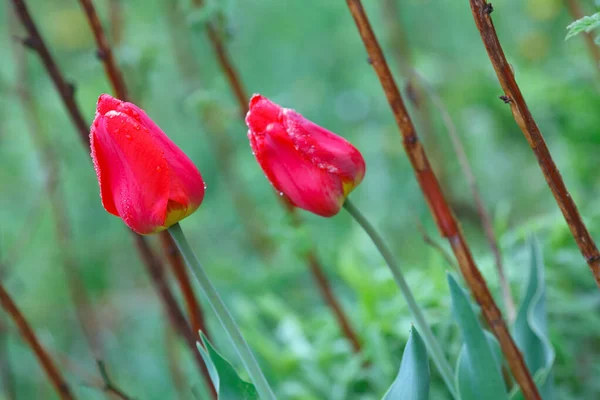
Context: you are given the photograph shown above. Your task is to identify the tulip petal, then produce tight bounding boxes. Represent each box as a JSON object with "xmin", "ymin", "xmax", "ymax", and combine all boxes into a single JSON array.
[
  {"xmin": 281, "ymin": 108, "xmax": 365, "ymax": 188},
  {"xmin": 252, "ymin": 122, "xmax": 345, "ymax": 217},
  {"xmin": 100, "ymin": 98, "xmax": 205, "ymax": 211},
  {"xmin": 91, "ymin": 110, "xmax": 170, "ymax": 234}
]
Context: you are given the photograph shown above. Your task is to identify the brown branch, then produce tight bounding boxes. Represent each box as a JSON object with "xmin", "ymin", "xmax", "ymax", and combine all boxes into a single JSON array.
[
  {"xmin": 344, "ymin": 1, "xmax": 540, "ymax": 398},
  {"xmin": 9, "ymin": 0, "xmax": 88, "ymax": 147},
  {"xmin": 108, "ymin": 0, "xmax": 124, "ymax": 47},
  {"xmin": 415, "ymin": 73, "xmax": 516, "ymax": 321},
  {"xmin": 133, "ymin": 235, "xmax": 217, "ymax": 398},
  {"xmin": 0, "ymin": 283, "xmax": 75, "ymax": 399},
  {"xmin": 10, "ymin": 19, "xmax": 106, "ymax": 362},
  {"xmin": 189, "ymin": 0, "xmax": 363, "ymax": 352},
  {"xmin": 96, "ymin": 360, "xmax": 132, "ymax": 400},
  {"xmin": 165, "ymin": 323, "xmax": 187, "ymax": 400},
  {"xmin": 0, "ymin": 317, "xmax": 16, "ymax": 400},
  {"xmin": 10, "ymin": 1, "xmax": 216, "ymax": 397},
  {"xmin": 160, "ymin": 234, "xmax": 210, "ymax": 340},
  {"xmin": 564, "ymin": 0, "xmax": 600, "ymax": 78},
  {"xmin": 77, "ymin": 0, "xmax": 128, "ymax": 100},
  {"xmin": 468, "ymin": 0, "xmax": 600, "ymax": 288}
]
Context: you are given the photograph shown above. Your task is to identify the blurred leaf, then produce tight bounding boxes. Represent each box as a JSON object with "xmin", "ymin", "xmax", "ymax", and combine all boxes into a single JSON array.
[
  {"xmin": 382, "ymin": 326, "xmax": 430, "ymax": 400},
  {"xmin": 566, "ymin": 12, "xmax": 600, "ymax": 40},
  {"xmin": 448, "ymin": 274, "xmax": 508, "ymax": 400},
  {"xmin": 511, "ymin": 238, "xmax": 555, "ymax": 400},
  {"xmin": 456, "ymin": 331, "xmax": 503, "ymax": 400},
  {"xmin": 198, "ymin": 333, "xmax": 258, "ymax": 400}
]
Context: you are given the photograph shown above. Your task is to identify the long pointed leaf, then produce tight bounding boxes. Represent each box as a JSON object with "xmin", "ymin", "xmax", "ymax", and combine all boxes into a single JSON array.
[
  {"xmin": 511, "ymin": 238, "xmax": 555, "ymax": 399},
  {"xmin": 383, "ymin": 326, "xmax": 430, "ymax": 400},
  {"xmin": 198, "ymin": 333, "xmax": 258, "ymax": 400},
  {"xmin": 448, "ymin": 274, "xmax": 507, "ymax": 400}
]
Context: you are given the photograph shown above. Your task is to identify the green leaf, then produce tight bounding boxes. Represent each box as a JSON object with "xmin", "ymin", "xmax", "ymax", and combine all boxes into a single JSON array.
[
  {"xmin": 510, "ymin": 238, "xmax": 555, "ymax": 400},
  {"xmin": 197, "ymin": 333, "xmax": 258, "ymax": 400},
  {"xmin": 382, "ymin": 326, "xmax": 430, "ymax": 400},
  {"xmin": 566, "ymin": 12, "xmax": 600, "ymax": 40},
  {"xmin": 447, "ymin": 274, "xmax": 508, "ymax": 400},
  {"xmin": 456, "ymin": 331, "xmax": 504, "ymax": 400}
]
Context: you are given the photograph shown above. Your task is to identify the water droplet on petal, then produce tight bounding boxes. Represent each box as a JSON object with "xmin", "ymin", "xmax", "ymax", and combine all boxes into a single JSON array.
[
  {"xmin": 125, "ymin": 134, "xmax": 132, "ymax": 140},
  {"xmin": 279, "ymin": 192, "xmax": 284, "ymax": 196},
  {"xmin": 156, "ymin": 166, "xmax": 161, "ymax": 172}
]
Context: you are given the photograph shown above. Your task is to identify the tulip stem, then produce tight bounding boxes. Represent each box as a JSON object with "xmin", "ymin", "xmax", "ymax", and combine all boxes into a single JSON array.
[
  {"xmin": 343, "ymin": 199, "xmax": 457, "ymax": 399},
  {"xmin": 168, "ymin": 223, "xmax": 277, "ymax": 400}
]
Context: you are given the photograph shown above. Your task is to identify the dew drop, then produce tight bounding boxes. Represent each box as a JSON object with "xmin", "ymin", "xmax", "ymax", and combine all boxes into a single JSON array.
[
  {"xmin": 125, "ymin": 134, "xmax": 132, "ymax": 140},
  {"xmin": 156, "ymin": 166, "xmax": 161, "ymax": 172},
  {"xmin": 279, "ymin": 192, "xmax": 284, "ymax": 196}
]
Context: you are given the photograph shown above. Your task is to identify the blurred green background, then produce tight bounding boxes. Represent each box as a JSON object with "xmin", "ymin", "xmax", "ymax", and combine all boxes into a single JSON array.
[{"xmin": 1, "ymin": 0, "xmax": 600, "ymax": 398}]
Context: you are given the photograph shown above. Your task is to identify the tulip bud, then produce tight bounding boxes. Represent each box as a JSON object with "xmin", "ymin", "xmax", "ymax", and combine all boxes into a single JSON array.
[
  {"xmin": 90, "ymin": 94, "xmax": 205, "ymax": 234},
  {"xmin": 246, "ymin": 94, "xmax": 365, "ymax": 217}
]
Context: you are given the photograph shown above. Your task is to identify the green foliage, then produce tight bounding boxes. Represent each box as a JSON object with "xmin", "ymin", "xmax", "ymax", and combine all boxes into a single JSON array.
[
  {"xmin": 198, "ymin": 333, "xmax": 259, "ymax": 400},
  {"xmin": 566, "ymin": 12, "xmax": 600, "ymax": 40},
  {"xmin": 448, "ymin": 274, "xmax": 508, "ymax": 400},
  {"xmin": 1, "ymin": 0, "xmax": 598, "ymax": 398},
  {"xmin": 382, "ymin": 327, "xmax": 430, "ymax": 400},
  {"xmin": 511, "ymin": 238, "xmax": 555, "ymax": 399}
]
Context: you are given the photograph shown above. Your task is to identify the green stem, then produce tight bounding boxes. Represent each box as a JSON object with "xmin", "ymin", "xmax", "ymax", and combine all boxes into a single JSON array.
[
  {"xmin": 343, "ymin": 199, "xmax": 457, "ymax": 399},
  {"xmin": 168, "ymin": 223, "xmax": 277, "ymax": 400}
]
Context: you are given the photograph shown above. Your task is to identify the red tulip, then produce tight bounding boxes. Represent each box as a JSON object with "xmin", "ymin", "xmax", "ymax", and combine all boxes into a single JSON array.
[
  {"xmin": 245, "ymin": 94, "xmax": 365, "ymax": 217},
  {"xmin": 90, "ymin": 94, "xmax": 205, "ymax": 234}
]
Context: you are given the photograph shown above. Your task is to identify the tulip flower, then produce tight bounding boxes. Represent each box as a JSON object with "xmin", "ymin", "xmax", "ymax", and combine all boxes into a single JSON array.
[
  {"xmin": 245, "ymin": 94, "xmax": 365, "ymax": 217},
  {"xmin": 90, "ymin": 94, "xmax": 204, "ymax": 234}
]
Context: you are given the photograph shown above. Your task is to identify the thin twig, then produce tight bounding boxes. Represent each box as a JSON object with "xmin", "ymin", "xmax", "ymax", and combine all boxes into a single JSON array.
[
  {"xmin": 9, "ymin": 0, "xmax": 88, "ymax": 146},
  {"xmin": 0, "ymin": 283, "xmax": 75, "ymax": 399},
  {"xmin": 133, "ymin": 234, "xmax": 217, "ymax": 398},
  {"xmin": 414, "ymin": 218, "xmax": 457, "ymax": 270},
  {"xmin": 10, "ymin": 15, "xmax": 107, "ymax": 362},
  {"xmin": 0, "ymin": 317, "xmax": 16, "ymax": 400},
  {"xmin": 415, "ymin": 72, "xmax": 516, "ymax": 321},
  {"xmin": 55, "ymin": 351, "xmax": 134, "ymax": 399},
  {"xmin": 160, "ymin": 234, "xmax": 210, "ymax": 340},
  {"xmin": 344, "ymin": 1, "xmax": 540, "ymax": 398},
  {"xmin": 190, "ymin": 0, "xmax": 363, "ymax": 353},
  {"xmin": 77, "ymin": 0, "xmax": 128, "ymax": 100},
  {"xmin": 96, "ymin": 360, "xmax": 132, "ymax": 400},
  {"xmin": 165, "ymin": 323, "xmax": 187, "ymax": 400},
  {"xmin": 164, "ymin": 0, "xmax": 275, "ymax": 259},
  {"xmin": 564, "ymin": 0, "xmax": 600, "ymax": 78},
  {"xmin": 468, "ymin": 0, "xmax": 600, "ymax": 288},
  {"xmin": 10, "ymin": 2, "xmax": 216, "ymax": 397}
]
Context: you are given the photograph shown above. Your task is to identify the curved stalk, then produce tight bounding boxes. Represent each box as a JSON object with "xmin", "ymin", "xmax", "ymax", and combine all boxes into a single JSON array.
[
  {"xmin": 168, "ymin": 223, "xmax": 276, "ymax": 400},
  {"xmin": 343, "ymin": 199, "xmax": 457, "ymax": 399}
]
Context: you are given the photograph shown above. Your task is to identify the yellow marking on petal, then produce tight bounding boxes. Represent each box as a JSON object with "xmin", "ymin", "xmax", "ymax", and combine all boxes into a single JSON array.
[{"xmin": 342, "ymin": 180, "xmax": 355, "ymax": 197}]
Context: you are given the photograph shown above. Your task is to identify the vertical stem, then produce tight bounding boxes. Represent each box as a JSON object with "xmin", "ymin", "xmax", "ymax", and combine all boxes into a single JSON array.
[
  {"xmin": 417, "ymin": 74, "xmax": 516, "ymax": 321},
  {"xmin": 185, "ymin": 0, "xmax": 363, "ymax": 352},
  {"xmin": 0, "ymin": 284, "xmax": 75, "ymax": 400},
  {"xmin": 343, "ymin": 200, "xmax": 456, "ymax": 398},
  {"xmin": 160, "ymin": 234, "xmax": 210, "ymax": 340},
  {"xmin": 344, "ymin": 1, "xmax": 540, "ymax": 398},
  {"xmin": 468, "ymin": 0, "xmax": 600, "ymax": 288},
  {"xmin": 168, "ymin": 223, "xmax": 277, "ymax": 400}
]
